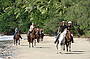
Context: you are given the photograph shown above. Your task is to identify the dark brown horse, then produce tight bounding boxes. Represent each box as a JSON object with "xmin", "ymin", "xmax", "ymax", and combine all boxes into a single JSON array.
[
  {"xmin": 35, "ymin": 28, "xmax": 44, "ymax": 42},
  {"xmin": 39, "ymin": 29, "xmax": 44, "ymax": 41},
  {"xmin": 27, "ymin": 28, "xmax": 37, "ymax": 48},
  {"xmin": 13, "ymin": 32, "xmax": 22, "ymax": 45}
]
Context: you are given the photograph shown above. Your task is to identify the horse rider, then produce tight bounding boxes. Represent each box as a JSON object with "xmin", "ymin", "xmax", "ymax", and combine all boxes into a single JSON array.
[
  {"xmin": 14, "ymin": 27, "xmax": 19, "ymax": 38},
  {"xmin": 28, "ymin": 23, "xmax": 35, "ymax": 35},
  {"xmin": 54, "ymin": 21, "xmax": 67, "ymax": 44},
  {"xmin": 67, "ymin": 21, "xmax": 74, "ymax": 43}
]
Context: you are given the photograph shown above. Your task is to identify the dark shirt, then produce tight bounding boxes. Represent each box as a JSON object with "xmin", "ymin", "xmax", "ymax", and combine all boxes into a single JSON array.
[
  {"xmin": 60, "ymin": 25, "xmax": 68, "ymax": 33},
  {"xmin": 67, "ymin": 25, "xmax": 72, "ymax": 31}
]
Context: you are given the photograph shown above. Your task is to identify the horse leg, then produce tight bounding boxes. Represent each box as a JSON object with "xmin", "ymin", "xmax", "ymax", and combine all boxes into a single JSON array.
[
  {"xmin": 56, "ymin": 42, "xmax": 59, "ymax": 54},
  {"xmin": 63, "ymin": 44, "xmax": 65, "ymax": 51},
  {"xmin": 41, "ymin": 36, "xmax": 43, "ymax": 41},
  {"xmin": 32, "ymin": 43, "xmax": 34, "ymax": 47},
  {"xmin": 19, "ymin": 40, "xmax": 20, "ymax": 45},
  {"xmin": 60, "ymin": 39, "xmax": 65, "ymax": 54},
  {"xmin": 34, "ymin": 39, "xmax": 36, "ymax": 47},
  {"xmin": 66, "ymin": 43, "xmax": 69, "ymax": 52},
  {"xmin": 41, "ymin": 38, "xmax": 43, "ymax": 41},
  {"xmin": 37, "ymin": 38, "xmax": 39, "ymax": 43},
  {"xmin": 16, "ymin": 40, "xmax": 18, "ymax": 46},
  {"xmin": 32, "ymin": 39, "xmax": 34, "ymax": 47},
  {"xmin": 69, "ymin": 42, "xmax": 71, "ymax": 52},
  {"xmin": 60, "ymin": 44, "xmax": 64, "ymax": 54},
  {"xmin": 29, "ymin": 42, "xmax": 31, "ymax": 48},
  {"xmin": 14, "ymin": 39, "xmax": 16, "ymax": 45}
]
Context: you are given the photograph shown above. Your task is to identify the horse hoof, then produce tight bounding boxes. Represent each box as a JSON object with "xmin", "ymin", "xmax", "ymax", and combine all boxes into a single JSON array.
[
  {"xmin": 29, "ymin": 46, "xmax": 31, "ymax": 48},
  {"xmin": 59, "ymin": 52, "xmax": 63, "ymax": 54},
  {"xmin": 59, "ymin": 52, "xmax": 62, "ymax": 53},
  {"xmin": 56, "ymin": 52, "xmax": 59, "ymax": 54},
  {"xmin": 69, "ymin": 50, "xmax": 71, "ymax": 52},
  {"xmin": 63, "ymin": 49, "xmax": 65, "ymax": 51},
  {"xmin": 57, "ymin": 53, "xmax": 59, "ymax": 54}
]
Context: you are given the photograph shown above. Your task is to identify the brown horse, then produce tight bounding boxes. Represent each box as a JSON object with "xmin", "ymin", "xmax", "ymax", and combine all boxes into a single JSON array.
[
  {"xmin": 13, "ymin": 32, "xmax": 22, "ymax": 45},
  {"xmin": 27, "ymin": 28, "xmax": 36, "ymax": 48},
  {"xmin": 65, "ymin": 30, "xmax": 72, "ymax": 52},
  {"xmin": 35, "ymin": 28, "xmax": 40, "ymax": 43}
]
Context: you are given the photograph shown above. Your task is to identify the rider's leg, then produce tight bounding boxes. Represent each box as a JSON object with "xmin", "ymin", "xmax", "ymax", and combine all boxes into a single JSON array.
[
  {"xmin": 54, "ymin": 34, "xmax": 60, "ymax": 44},
  {"xmin": 71, "ymin": 34, "xmax": 74, "ymax": 43},
  {"xmin": 14, "ymin": 32, "xmax": 16, "ymax": 38}
]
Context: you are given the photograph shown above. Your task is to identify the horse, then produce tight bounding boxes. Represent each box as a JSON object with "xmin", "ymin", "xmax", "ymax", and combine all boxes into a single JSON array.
[
  {"xmin": 39, "ymin": 29, "xmax": 44, "ymax": 41},
  {"xmin": 13, "ymin": 32, "xmax": 22, "ymax": 45},
  {"xmin": 27, "ymin": 28, "xmax": 37, "ymax": 48},
  {"xmin": 34, "ymin": 28, "xmax": 40, "ymax": 43},
  {"xmin": 35, "ymin": 28, "xmax": 44, "ymax": 43},
  {"xmin": 56, "ymin": 28, "xmax": 72, "ymax": 54},
  {"xmin": 65, "ymin": 30, "xmax": 72, "ymax": 52}
]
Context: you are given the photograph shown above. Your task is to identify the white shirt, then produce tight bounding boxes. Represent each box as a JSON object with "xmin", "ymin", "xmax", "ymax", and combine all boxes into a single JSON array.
[
  {"xmin": 15, "ymin": 28, "xmax": 18, "ymax": 32},
  {"xmin": 29, "ymin": 25, "xmax": 34, "ymax": 31}
]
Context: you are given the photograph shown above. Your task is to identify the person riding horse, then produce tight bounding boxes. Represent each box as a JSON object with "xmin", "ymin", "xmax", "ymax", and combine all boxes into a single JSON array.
[
  {"xmin": 54, "ymin": 21, "xmax": 67, "ymax": 44},
  {"xmin": 28, "ymin": 23, "xmax": 35, "ymax": 35},
  {"xmin": 13, "ymin": 27, "xmax": 22, "ymax": 45},
  {"xmin": 54, "ymin": 21, "xmax": 74, "ymax": 44},
  {"xmin": 14, "ymin": 27, "xmax": 19, "ymax": 38},
  {"xmin": 67, "ymin": 21, "xmax": 74, "ymax": 43}
]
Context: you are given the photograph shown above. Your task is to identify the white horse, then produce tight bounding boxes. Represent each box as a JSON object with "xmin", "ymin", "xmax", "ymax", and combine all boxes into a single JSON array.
[{"xmin": 56, "ymin": 28, "xmax": 68, "ymax": 54}]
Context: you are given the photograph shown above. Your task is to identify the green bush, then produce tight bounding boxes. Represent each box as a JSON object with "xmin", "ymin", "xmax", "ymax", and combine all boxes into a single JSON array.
[{"xmin": 0, "ymin": 0, "xmax": 90, "ymax": 36}]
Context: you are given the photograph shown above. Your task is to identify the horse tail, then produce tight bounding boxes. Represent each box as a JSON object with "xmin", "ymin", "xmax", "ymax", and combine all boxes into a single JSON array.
[{"xmin": 19, "ymin": 35, "xmax": 22, "ymax": 39}]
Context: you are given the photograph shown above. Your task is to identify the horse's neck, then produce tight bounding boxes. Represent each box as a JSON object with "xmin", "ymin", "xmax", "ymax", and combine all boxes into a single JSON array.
[
  {"xmin": 62, "ymin": 29, "xmax": 67, "ymax": 35},
  {"xmin": 66, "ymin": 30, "xmax": 71, "ymax": 40}
]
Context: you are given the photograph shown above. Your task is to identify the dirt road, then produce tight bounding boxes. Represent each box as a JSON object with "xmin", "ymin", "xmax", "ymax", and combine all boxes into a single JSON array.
[{"xmin": 13, "ymin": 35, "xmax": 90, "ymax": 59}]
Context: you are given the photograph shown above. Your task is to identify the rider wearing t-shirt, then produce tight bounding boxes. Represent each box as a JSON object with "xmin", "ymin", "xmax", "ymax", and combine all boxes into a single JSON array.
[{"xmin": 28, "ymin": 23, "xmax": 35, "ymax": 35}]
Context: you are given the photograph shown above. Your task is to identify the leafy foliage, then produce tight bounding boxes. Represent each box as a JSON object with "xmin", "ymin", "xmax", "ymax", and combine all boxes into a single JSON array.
[{"xmin": 0, "ymin": 0, "xmax": 90, "ymax": 36}]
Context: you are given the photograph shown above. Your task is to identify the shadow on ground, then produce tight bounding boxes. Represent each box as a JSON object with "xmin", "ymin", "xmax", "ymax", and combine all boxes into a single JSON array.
[
  {"xmin": 20, "ymin": 45, "xmax": 28, "ymax": 47},
  {"xmin": 64, "ymin": 50, "xmax": 85, "ymax": 55}
]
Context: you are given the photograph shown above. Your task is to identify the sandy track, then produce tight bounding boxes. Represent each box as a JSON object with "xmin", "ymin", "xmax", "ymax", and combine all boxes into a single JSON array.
[{"xmin": 13, "ymin": 35, "xmax": 90, "ymax": 59}]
